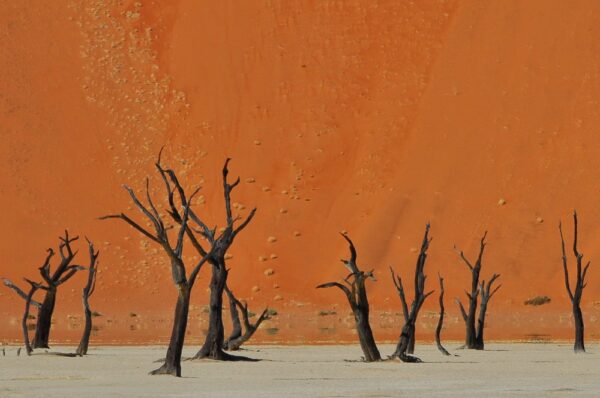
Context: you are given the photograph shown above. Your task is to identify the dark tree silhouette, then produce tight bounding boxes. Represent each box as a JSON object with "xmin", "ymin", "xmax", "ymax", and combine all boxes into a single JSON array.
[
  {"xmin": 389, "ymin": 224, "xmax": 434, "ymax": 362},
  {"xmin": 3, "ymin": 231, "xmax": 85, "ymax": 349},
  {"xmin": 102, "ymin": 152, "xmax": 256, "ymax": 372},
  {"xmin": 21, "ymin": 279, "xmax": 45, "ymax": 355},
  {"xmin": 224, "ymin": 286, "xmax": 242, "ymax": 346},
  {"xmin": 435, "ymin": 273, "xmax": 450, "ymax": 356},
  {"xmin": 174, "ymin": 159, "xmax": 257, "ymax": 361},
  {"xmin": 76, "ymin": 239, "xmax": 99, "ymax": 356},
  {"xmin": 454, "ymin": 232, "xmax": 501, "ymax": 350},
  {"xmin": 101, "ymin": 156, "xmax": 214, "ymax": 376},
  {"xmin": 317, "ymin": 233, "xmax": 381, "ymax": 362},
  {"xmin": 223, "ymin": 285, "xmax": 270, "ymax": 351},
  {"xmin": 559, "ymin": 211, "xmax": 590, "ymax": 353}
]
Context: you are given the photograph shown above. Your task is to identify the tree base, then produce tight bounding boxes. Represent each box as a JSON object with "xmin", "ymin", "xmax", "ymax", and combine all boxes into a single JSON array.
[
  {"xmin": 149, "ymin": 362, "xmax": 180, "ymax": 377},
  {"xmin": 191, "ymin": 350, "xmax": 259, "ymax": 362},
  {"xmin": 389, "ymin": 353, "xmax": 422, "ymax": 363}
]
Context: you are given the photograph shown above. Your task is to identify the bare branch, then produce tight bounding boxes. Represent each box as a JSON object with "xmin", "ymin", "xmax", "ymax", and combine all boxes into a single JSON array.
[
  {"xmin": 316, "ymin": 282, "xmax": 353, "ymax": 304},
  {"xmin": 456, "ymin": 298, "xmax": 467, "ymax": 321},
  {"xmin": 232, "ymin": 208, "xmax": 257, "ymax": 240},
  {"xmin": 559, "ymin": 221, "xmax": 574, "ymax": 301},
  {"xmin": 389, "ymin": 266, "xmax": 409, "ymax": 322},
  {"xmin": 99, "ymin": 214, "xmax": 160, "ymax": 243},
  {"xmin": 454, "ymin": 245, "xmax": 473, "ymax": 271},
  {"xmin": 2, "ymin": 279, "xmax": 42, "ymax": 308}
]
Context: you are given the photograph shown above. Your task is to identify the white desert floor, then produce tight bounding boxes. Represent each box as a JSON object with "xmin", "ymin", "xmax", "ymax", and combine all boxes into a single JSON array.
[{"xmin": 0, "ymin": 343, "xmax": 598, "ymax": 397}]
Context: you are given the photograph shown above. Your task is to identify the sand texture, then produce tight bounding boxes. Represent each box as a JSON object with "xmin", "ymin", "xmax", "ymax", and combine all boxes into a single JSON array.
[{"xmin": 0, "ymin": 344, "xmax": 599, "ymax": 397}]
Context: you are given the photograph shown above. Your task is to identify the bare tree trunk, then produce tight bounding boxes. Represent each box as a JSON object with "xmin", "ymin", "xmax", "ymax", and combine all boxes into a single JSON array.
[
  {"xmin": 474, "ymin": 300, "xmax": 486, "ymax": 350},
  {"xmin": 224, "ymin": 286, "xmax": 270, "ymax": 351},
  {"xmin": 76, "ymin": 240, "xmax": 99, "ymax": 356},
  {"xmin": 76, "ymin": 299, "xmax": 92, "ymax": 356},
  {"xmin": 317, "ymin": 233, "xmax": 381, "ymax": 362},
  {"xmin": 22, "ymin": 283, "xmax": 39, "ymax": 356},
  {"xmin": 407, "ymin": 331, "xmax": 416, "ymax": 355},
  {"xmin": 472, "ymin": 275, "xmax": 499, "ymax": 351},
  {"xmin": 455, "ymin": 232, "xmax": 501, "ymax": 350},
  {"xmin": 559, "ymin": 211, "xmax": 590, "ymax": 354},
  {"xmin": 392, "ymin": 322, "xmax": 420, "ymax": 362},
  {"xmin": 390, "ymin": 224, "xmax": 433, "ymax": 362},
  {"xmin": 573, "ymin": 305, "xmax": 585, "ymax": 352},
  {"xmin": 435, "ymin": 274, "xmax": 450, "ymax": 356},
  {"xmin": 464, "ymin": 295, "xmax": 477, "ymax": 349},
  {"xmin": 224, "ymin": 286, "xmax": 242, "ymax": 347},
  {"xmin": 195, "ymin": 263, "xmax": 228, "ymax": 359},
  {"xmin": 354, "ymin": 307, "xmax": 380, "ymax": 362},
  {"xmin": 151, "ymin": 285, "xmax": 190, "ymax": 376},
  {"xmin": 33, "ymin": 288, "xmax": 56, "ymax": 349}
]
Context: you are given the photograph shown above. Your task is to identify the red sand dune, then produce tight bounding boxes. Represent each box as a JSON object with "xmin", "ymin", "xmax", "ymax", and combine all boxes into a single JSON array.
[{"xmin": 2, "ymin": 0, "xmax": 600, "ymax": 345}]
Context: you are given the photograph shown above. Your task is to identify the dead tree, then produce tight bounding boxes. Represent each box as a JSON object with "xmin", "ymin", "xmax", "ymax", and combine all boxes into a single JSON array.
[
  {"xmin": 101, "ymin": 160, "xmax": 213, "ymax": 376},
  {"xmin": 389, "ymin": 224, "xmax": 434, "ymax": 362},
  {"xmin": 101, "ymin": 152, "xmax": 255, "ymax": 372},
  {"xmin": 3, "ymin": 231, "xmax": 85, "ymax": 349},
  {"xmin": 186, "ymin": 159, "xmax": 256, "ymax": 361},
  {"xmin": 21, "ymin": 279, "xmax": 45, "ymax": 355},
  {"xmin": 317, "ymin": 233, "xmax": 381, "ymax": 362},
  {"xmin": 223, "ymin": 285, "xmax": 270, "ymax": 351},
  {"xmin": 559, "ymin": 211, "xmax": 590, "ymax": 353},
  {"xmin": 454, "ymin": 232, "xmax": 501, "ymax": 350},
  {"xmin": 224, "ymin": 287, "xmax": 243, "ymax": 346},
  {"xmin": 76, "ymin": 239, "xmax": 99, "ymax": 356},
  {"xmin": 435, "ymin": 274, "xmax": 450, "ymax": 356}
]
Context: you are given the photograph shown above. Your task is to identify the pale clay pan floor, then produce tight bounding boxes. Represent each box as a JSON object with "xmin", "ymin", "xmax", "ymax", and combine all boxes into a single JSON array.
[{"xmin": 0, "ymin": 343, "xmax": 598, "ymax": 397}]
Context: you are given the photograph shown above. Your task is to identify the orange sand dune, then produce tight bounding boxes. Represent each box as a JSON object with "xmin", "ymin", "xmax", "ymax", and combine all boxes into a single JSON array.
[{"xmin": 2, "ymin": 0, "xmax": 600, "ymax": 345}]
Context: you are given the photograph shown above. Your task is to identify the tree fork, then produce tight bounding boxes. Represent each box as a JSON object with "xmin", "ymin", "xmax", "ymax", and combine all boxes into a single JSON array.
[
  {"xmin": 102, "ymin": 149, "xmax": 213, "ymax": 376},
  {"xmin": 454, "ymin": 231, "xmax": 500, "ymax": 350},
  {"xmin": 224, "ymin": 285, "xmax": 270, "ymax": 351},
  {"xmin": 389, "ymin": 223, "xmax": 434, "ymax": 362}
]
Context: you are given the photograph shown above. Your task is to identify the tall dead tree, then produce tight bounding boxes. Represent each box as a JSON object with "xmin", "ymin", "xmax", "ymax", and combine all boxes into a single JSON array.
[
  {"xmin": 317, "ymin": 233, "xmax": 381, "ymax": 362},
  {"xmin": 389, "ymin": 224, "xmax": 434, "ymax": 362},
  {"xmin": 188, "ymin": 159, "xmax": 256, "ymax": 361},
  {"xmin": 435, "ymin": 274, "xmax": 450, "ymax": 356},
  {"xmin": 454, "ymin": 232, "xmax": 501, "ymax": 350},
  {"xmin": 76, "ymin": 239, "xmax": 99, "ymax": 356},
  {"xmin": 3, "ymin": 231, "xmax": 85, "ymax": 349},
  {"xmin": 223, "ymin": 285, "xmax": 270, "ymax": 351},
  {"xmin": 101, "ymin": 157, "xmax": 213, "ymax": 377},
  {"xmin": 559, "ymin": 211, "xmax": 590, "ymax": 353},
  {"xmin": 102, "ymin": 152, "xmax": 255, "ymax": 373}
]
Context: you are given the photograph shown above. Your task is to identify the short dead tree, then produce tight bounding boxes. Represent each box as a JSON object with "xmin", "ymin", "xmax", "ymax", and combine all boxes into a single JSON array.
[
  {"xmin": 223, "ymin": 285, "xmax": 270, "ymax": 351},
  {"xmin": 559, "ymin": 211, "xmax": 590, "ymax": 353},
  {"xmin": 101, "ymin": 157, "xmax": 214, "ymax": 376},
  {"xmin": 389, "ymin": 224, "xmax": 434, "ymax": 362},
  {"xmin": 76, "ymin": 239, "xmax": 99, "ymax": 356},
  {"xmin": 317, "ymin": 233, "xmax": 381, "ymax": 362},
  {"xmin": 224, "ymin": 286, "xmax": 242, "ymax": 346},
  {"xmin": 21, "ymin": 279, "xmax": 45, "ymax": 355},
  {"xmin": 454, "ymin": 232, "xmax": 501, "ymax": 350},
  {"xmin": 3, "ymin": 231, "xmax": 85, "ymax": 349},
  {"xmin": 435, "ymin": 273, "xmax": 450, "ymax": 356}
]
